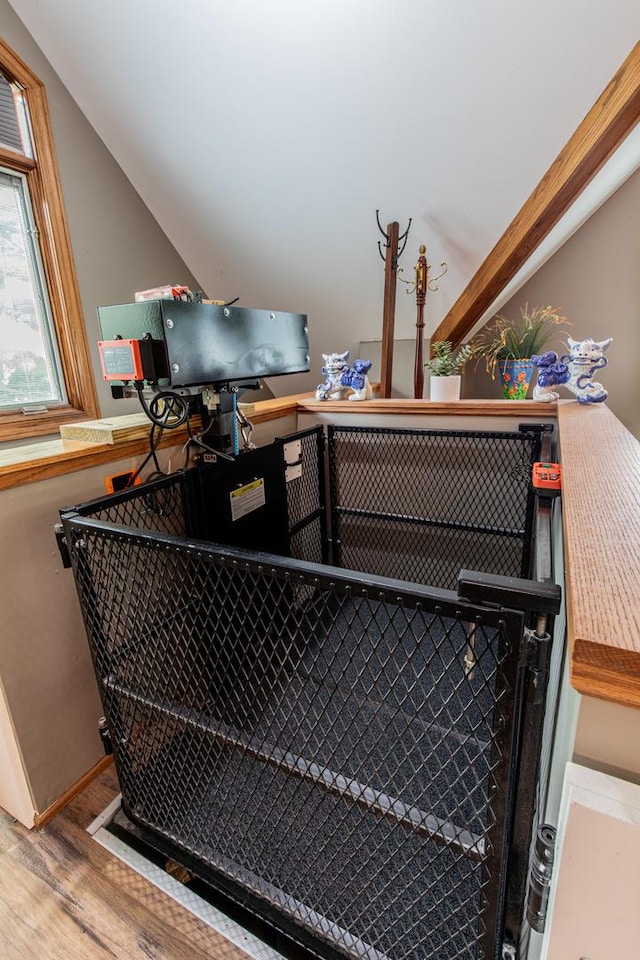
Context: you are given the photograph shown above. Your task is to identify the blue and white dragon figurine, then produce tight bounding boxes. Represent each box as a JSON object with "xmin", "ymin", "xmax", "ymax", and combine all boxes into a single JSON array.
[
  {"xmin": 532, "ymin": 337, "xmax": 612, "ymax": 404},
  {"xmin": 315, "ymin": 351, "xmax": 373, "ymax": 402}
]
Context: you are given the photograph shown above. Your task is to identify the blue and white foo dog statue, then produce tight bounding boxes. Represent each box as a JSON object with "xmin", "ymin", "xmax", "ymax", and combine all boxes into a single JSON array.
[
  {"xmin": 532, "ymin": 337, "xmax": 612, "ymax": 404},
  {"xmin": 315, "ymin": 351, "xmax": 373, "ymax": 402}
]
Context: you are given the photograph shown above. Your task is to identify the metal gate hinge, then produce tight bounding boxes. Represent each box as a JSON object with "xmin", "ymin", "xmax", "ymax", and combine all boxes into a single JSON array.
[
  {"xmin": 53, "ymin": 522, "xmax": 71, "ymax": 568},
  {"xmin": 523, "ymin": 627, "xmax": 548, "ymax": 663},
  {"xmin": 523, "ymin": 627, "xmax": 551, "ymax": 703},
  {"xmin": 523, "ymin": 627, "xmax": 537, "ymax": 666},
  {"xmin": 526, "ymin": 824, "xmax": 557, "ymax": 933}
]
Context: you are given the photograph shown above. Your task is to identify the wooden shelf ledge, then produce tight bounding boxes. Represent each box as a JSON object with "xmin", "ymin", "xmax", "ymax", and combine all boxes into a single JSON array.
[
  {"xmin": 0, "ymin": 394, "xmax": 315, "ymax": 490},
  {"xmin": 297, "ymin": 398, "xmax": 557, "ymax": 417},
  {"xmin": 0, "ymin": 430, "xmax": 189, "ymax": 491},
  {"xmin": 558, "ymin": 403, "xmax": 640, "ymax": 708}
]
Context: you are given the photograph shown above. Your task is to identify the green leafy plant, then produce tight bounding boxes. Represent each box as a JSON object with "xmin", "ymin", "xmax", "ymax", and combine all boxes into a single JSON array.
[
  {"xmin": 424, "ymin": 340, "xmax": 474, "ymax": 376},
  {"xmin": 471, "ymin": 304, "xmax": 569, "ymax": 379}
]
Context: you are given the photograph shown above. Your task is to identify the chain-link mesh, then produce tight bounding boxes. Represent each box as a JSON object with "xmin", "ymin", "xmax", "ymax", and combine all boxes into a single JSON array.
[
  {"xmin": 71, "ymin": 471, "xmax": 189, "ymax": 536},
  {"xmin": 279, "ymin": 427, "xmax": 327, "ymax": 565},
  {"xmin": 328, "ymin": 426, "xmax": 540, "ymax": 590},
  {"xmin": 64, "ymin": 476, "xmax": 526, "ymax": 960}
]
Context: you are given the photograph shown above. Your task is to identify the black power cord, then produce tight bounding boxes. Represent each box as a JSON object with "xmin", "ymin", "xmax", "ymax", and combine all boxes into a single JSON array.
[
  {"xmin": 127, "ymin": 386, "xmax": 194, "ymax": 488},
  {"xmin": 135, "ymin": 385, "xmax": 190, "ymax": 430},
  {"xmin": 126, "ymin": 422, "xmax": 163, "ymax": 488}
]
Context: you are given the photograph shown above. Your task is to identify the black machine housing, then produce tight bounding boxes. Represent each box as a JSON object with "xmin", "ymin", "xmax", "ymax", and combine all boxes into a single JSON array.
[
  {"xmin": 97, "ymin": 299, "xmax": 310, "ymax": 454},
  {"xmin": 97, "ymin": 299, "xmax": 310, "ymax": 389}
]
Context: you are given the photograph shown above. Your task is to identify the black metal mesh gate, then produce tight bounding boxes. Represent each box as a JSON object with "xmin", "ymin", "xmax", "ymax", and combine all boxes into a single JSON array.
[
  {"xmin": 61, "ymin": 425, "xmax": 556, "ymax": 960},
  {"xmin": 328, "ymin": 426, "xmax": 541, "ymax": 590}
]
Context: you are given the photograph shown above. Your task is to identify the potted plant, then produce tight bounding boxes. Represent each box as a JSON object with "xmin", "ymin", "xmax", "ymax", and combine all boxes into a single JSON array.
[
  {"xmin": 425, "ymin": 340, "xmax": 473, "ymax": 401},
  {"xmin": 471, "ymin": 304, "xmax": 568, "ymax": 399}
]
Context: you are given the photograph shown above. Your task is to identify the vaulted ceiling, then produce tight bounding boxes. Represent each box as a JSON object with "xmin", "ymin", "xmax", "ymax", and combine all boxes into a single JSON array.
[{"xmin": 7, "ymin": 1, "xmax": 640, "ymax": 392}]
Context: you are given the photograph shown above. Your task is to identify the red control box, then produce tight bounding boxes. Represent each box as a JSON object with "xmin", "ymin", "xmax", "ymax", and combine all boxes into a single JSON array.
[
  {"xmin": 98, "ymin": 339, "xmax": 146, "ymax": 381},
  {"xmin": 532, "ymin": 461, "xmax": 562, "ymax": 494}
]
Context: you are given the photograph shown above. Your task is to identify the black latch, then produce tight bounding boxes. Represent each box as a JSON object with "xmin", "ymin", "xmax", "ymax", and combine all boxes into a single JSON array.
[
  {"xmin": 518, "ymin": 422, "xmax": 554, "ymax": 437},
  {"xmin": 457, "ymin": 570, "xmax": 561, "ymax": 616}
]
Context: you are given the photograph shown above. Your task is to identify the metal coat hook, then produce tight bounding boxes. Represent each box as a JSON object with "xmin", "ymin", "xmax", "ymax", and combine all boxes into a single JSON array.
[
  {"xmin": 376, "ymin": 210, "xmax": 412, "ymax": 267},
  {"xmin": 398, "ymin": 250, "xmax": 448, "ymax": 295}
]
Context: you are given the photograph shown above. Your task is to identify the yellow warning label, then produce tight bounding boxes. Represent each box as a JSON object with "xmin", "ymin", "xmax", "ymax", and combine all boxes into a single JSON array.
[{"xmin": 230, "ymin": 478, "xmax": 266, "ymax": 521}]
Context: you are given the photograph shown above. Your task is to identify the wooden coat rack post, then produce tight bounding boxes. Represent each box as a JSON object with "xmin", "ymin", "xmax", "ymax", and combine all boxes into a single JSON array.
[
  {"xmin": 413, "ymin": 244, "xmax": 428, "ymax": 399},
  {"xmin": 377, "ymin": 212, "xmax": 411, "ymax": 398}
]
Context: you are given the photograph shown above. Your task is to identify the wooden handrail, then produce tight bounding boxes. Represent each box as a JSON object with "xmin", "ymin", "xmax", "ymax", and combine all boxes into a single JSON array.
[
  {"xmin": 558, "ymin": 403, "xmax": 640, "ymax": 709},
  {"xmin": 432, "ymin": 41, "xmax": 640, "ymax": 347}
]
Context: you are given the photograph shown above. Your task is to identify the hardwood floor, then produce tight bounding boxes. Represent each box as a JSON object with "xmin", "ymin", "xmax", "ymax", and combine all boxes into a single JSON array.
[{"xmin": 0, "ymin": 765, "xmax": 251, "ymax": 960}]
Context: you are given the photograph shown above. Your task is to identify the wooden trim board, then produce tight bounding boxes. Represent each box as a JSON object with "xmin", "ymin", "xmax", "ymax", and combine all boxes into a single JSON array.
[
  {"xmin": 34, "ymin": 755, "xmax": 113, "ymax": 828},
  {"xmin": 238, "ymin": 391, "xmax": 316, "ymax": 424},
  {"xmin": 60, "ymin": 413, "xmax": 156, "ymax": 444},
  {"xmin": 0, "ymin": 431, "xmax": 189, "ymax": 491}
]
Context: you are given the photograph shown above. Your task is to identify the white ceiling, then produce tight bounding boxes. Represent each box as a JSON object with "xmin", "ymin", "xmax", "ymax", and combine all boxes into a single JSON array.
[{"xmin": 7, "ymin": 0, "xmax": 640, "ymax": 392}]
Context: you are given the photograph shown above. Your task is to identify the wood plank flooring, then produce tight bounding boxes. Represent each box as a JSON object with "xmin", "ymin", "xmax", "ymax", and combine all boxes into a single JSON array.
[{"xmin": 0, "ymin": 766, "xmax": 251, "ymax": 960}]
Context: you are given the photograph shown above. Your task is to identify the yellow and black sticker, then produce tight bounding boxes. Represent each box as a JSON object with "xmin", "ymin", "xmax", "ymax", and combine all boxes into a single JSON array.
[{"xmin": 230, "ymin": 478, "xmax": 266, "ymax": 521}]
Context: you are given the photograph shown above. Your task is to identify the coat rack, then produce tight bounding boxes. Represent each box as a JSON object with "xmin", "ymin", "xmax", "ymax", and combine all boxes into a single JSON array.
[
  {"xmin": 376, "ymin": 211, "xmax": 412, "ymax": 398},
  {"xmin": 399, "ymin": 245, "xmax": 448, "ymax": 398}
]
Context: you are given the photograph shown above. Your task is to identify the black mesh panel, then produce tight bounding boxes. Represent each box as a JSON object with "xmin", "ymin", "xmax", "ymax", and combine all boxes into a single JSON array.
[
  {"xmin": 328, "ymin": 426, "xmax": 539, "ymax": 589},
  {"xmin": 63, "ymin": 482, "xmax": 525, "ymax": 960}
]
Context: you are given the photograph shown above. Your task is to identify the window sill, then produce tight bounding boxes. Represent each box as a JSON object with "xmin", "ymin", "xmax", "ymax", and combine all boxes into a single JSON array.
[
  {"xmin": 0, "ymin": 404, "xmax": 100, "ymax": 444},
  {"xmin": 0, "ymin": 396, "xmax": 313, "ymax": 490},
  {"xmin": 0, "ymin": 428, "xmax": 190, "ymax": 491}
]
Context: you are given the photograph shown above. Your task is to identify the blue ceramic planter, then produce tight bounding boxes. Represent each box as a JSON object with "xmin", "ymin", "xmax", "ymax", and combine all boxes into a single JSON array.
[{"xmin": 499, "ymin": 359, "xmax": 534, "ymax": 399}]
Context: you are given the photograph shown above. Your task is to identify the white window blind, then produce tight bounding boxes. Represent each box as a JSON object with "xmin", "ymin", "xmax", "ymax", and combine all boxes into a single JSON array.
[{"xmin": 0, "ymin": 168, "xmax": 66, "ymax": 410}]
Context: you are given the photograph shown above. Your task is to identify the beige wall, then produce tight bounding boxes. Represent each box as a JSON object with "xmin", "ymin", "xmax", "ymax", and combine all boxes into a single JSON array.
[
  {"xmin": 463, "ymin": 165, "xmax": 640, "ymax": 438},
  {"xmin": 573, "ymin": 696, "xmax": 640, "ymax": 784},
  {"xmin": 0, "ymin": 677, "xmax": 35, "ymax": 826},
  {"xmin": 543, "ymin": 764, "xmax": 640, "ymax": 960},
  {"xmin": 0, "ymin": 2, "xmax": 202, "ymax": 820},
  {"xmin": 0, "ymin": 443, "xmax": 190, "ymax": 819},
  {"xmin": 0, "ymin": 461, "xmax": 134, "ymax": 815},
  {"xmin": 0, "ymin": 413, "xmax": 294, "ymax": 823},
  {"xmin": 0, "ymin": 0, "xmax": 201, "ymax": 421}
]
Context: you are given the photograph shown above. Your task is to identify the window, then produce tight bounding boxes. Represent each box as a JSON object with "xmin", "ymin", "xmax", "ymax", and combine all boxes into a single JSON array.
[
  {"xmin": 0, "ymin": 168, "xmax": 65, "ymax": 409},
  {"xmin": 0, "ymin": 40, "xmax": 98, "ymax": 441}
]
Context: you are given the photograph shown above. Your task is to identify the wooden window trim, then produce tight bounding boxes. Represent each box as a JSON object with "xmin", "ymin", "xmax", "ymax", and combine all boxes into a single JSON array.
[{"xmin": 0, "ymin": 38, "xmax": 99, "ymax": 442}]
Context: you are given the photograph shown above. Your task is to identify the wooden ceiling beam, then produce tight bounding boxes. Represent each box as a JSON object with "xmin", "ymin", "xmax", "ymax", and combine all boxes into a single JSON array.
[{"xmin": 432, "ymin": 41, "xmax": 640, "ymax": 347}]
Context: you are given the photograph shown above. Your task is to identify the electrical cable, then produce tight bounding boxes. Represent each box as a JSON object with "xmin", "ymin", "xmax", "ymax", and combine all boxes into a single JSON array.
[
  {"xmin": 129, "ymin": 385, "xmax": 194, "ymax": 485},
  {"xmin": 135, "ymin": 384, "xmax": 189, "ymax": 430},
  {"xmin": 126, "ymin": 423, "xmax": 165, "ymax": 488},
  {"xmin": 182, "ymin": 416, "xmax": 234, "ymax": 466}
]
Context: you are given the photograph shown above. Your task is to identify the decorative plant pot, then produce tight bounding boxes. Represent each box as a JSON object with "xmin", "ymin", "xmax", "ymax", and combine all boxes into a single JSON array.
[
  {"xmin": 499, "ymin": 359, "xmax": 534, "ymax": 399},
  {"xmin": 429, "ymin": 374, "xmax": 461, "ymax": 402}
]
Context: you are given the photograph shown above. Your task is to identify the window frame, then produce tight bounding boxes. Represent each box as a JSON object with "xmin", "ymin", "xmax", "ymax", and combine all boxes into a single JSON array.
[{"xmin": 0, "ymin": 38, "xmax": 98, "ymax": 442}]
